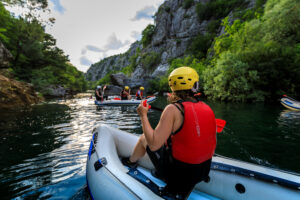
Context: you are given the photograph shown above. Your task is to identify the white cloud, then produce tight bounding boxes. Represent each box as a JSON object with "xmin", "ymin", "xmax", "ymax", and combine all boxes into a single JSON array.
[
  {"xmin": 104, "ymin": 33, "xmax": 130, "ymax": 51},
  {"xmin": 43, "ymin": 0, "xmax": 165, "ymax": 72},
  {"xmin": 131, "ymin": 6, "xmax": 156, "ymax": 21}
]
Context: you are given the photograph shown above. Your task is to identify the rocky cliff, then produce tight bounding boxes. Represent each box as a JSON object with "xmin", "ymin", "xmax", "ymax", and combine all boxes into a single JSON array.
[{"xmin": 86, "ymin": 0, "xmax": 255, "ymax": 88}]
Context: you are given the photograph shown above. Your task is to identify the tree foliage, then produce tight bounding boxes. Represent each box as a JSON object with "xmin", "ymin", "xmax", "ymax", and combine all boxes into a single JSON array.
[
  {"xmin": 0, "ymin": 2, "xmax": 87, "ymax": 95},
  {"xmin": 141, "ymin": 24, "xmax": 155, "ymax": 48},
  {"xmin": 196, "ymin": 0, "xmax": 246, "ymax": 21},
  {"xmin": 151, "ymin": 0, "xmax": 299, "ymax": 101},
  {"xmin": 203, "ymin": 0, "xmax": 300, "ymax": 101}
]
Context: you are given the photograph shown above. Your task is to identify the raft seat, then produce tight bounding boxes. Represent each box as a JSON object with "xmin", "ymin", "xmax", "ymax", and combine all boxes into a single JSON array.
[{"xmin": 137, "ymin": 167, "xmax": 222, "ymax": 200}]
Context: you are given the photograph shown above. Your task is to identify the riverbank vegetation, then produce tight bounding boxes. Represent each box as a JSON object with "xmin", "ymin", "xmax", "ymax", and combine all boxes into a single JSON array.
[
  {"xmin": 0, "ymin": 1, "xmax": 87, "ymax": 96},
  {"xmin": 150, "ymin": 0, "xmax": 300, "ymax": 102}
]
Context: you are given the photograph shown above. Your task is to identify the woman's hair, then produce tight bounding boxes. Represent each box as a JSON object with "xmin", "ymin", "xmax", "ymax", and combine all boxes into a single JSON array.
[{"xmin": 167, "ymin": 90, "xmax": 196, "ymax": 103}]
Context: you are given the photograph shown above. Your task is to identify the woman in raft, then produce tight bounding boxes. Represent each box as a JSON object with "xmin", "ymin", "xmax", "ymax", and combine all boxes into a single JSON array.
[
  {"xmin": 120, "ymin": 86, "xmax": 132, "ymax": 100},
  {"xmin": 122, "ymin": 66, "xmax": 217, "ymax": 199}
]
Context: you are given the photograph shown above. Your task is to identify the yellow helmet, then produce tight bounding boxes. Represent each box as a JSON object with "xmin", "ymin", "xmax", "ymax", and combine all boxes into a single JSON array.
[
  {"xmin": 125, "ymin": 86, "xmax": 129, "ymax": 90},
  {"xmin": 168, "ymin": 66, "xmax": 199, "ymax": 91},
  {"xmin": 140, "ymin": 86, "xmax": 144, "ymax": 90}
]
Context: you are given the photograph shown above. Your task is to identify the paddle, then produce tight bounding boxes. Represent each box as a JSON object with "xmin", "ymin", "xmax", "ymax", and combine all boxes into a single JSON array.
[{"xmin": 142, "ymin": 100, "xmax": 226, "ymax": 133}]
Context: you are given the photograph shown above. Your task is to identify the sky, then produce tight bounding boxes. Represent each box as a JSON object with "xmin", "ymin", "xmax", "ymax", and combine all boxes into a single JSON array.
[{"xmin": 44, "ymin": 0, "xmax": 165, "ymax": 72}]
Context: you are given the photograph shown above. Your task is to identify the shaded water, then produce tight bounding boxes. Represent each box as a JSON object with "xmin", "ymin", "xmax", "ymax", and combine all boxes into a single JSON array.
[{"xmin": 0, "ymin": 96, "xmax": 299, "ymax": 199}]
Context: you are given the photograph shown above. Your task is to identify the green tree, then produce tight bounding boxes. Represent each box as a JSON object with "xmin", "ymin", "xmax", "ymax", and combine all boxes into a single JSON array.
[{"xmin": 0, "ymin": 2, "xmax": 87, "ymax": 95}]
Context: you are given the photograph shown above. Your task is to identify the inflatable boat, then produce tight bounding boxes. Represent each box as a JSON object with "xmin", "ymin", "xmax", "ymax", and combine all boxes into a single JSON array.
[
  {"xmin": 86, "ymin": 125, "xmax": 300, "ymax": 200},
  {"xmin": 95, "ymin": 96, "xmax": 157, "ymax": 106},
  {"xmin": 281, "ymin": 97, "xmax": 300, "ymax": 111}
]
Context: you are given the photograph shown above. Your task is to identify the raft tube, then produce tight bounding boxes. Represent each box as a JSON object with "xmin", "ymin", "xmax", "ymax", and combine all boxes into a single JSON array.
[
  {"xmin": 86, "ymin": 124, "xmax": 300, "ymax": 200},
  {"xmin": 95, "ymin": 96, "xmax": 156, "ymax": 106},
  {"xmin": 281, "ymin": 98, "xmax": 300, "ymax": 111}
]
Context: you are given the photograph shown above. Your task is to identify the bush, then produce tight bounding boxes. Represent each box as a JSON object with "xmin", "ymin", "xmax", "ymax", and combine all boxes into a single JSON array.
[
  {"xmin": 140, "ymin": 52, "xmax": 161, "ymax": 70},
  {"xmin": 188, "ymin": 33, "xmax": 214, "ymax": 59},
  {"xmin": 203, "ymin": 0, "xmax": 300, "ymax": 101},
  {"xmin": 183, "ymin": 0, "xmax": 194, "ymax": 9},
  {"xmin": 207, "ymin": 20, "xmax": 220, "ymax": 34},
  {"xmin": 196, "ymin": 0, "xmax": 247, "ymax": 21},
  {"xmin": 96, "ymin": 72, "xmax": 114, "ymax": 86},
  {"xmin": 141, "ymin": 24, "xmax": 155, "ymax": 48},
  {"xmin": 203, "ymin": 52, "xmax": 261, "ymax": 101},
  {"xmin": 121, "ymin": 65, "xmax": 134, "ymax": 76},
  {"xmin": 148, "ymin": 76, "xmax": 170, "ymax": 94}
]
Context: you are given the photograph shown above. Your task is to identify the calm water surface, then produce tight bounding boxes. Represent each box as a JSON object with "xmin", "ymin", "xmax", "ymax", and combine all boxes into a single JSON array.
[{"xmin": 0, "ymin": 96, "xmax": 299, "ymax": 199}]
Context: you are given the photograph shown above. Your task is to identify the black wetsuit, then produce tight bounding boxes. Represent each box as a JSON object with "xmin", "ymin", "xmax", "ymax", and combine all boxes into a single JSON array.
[
  {"xmin": 120, "ymin": 90, "xmax": 128, "ymax": 100},
  {"xmin": 95, "ymin": 88, "xmax": 103, "ymax": 101}
]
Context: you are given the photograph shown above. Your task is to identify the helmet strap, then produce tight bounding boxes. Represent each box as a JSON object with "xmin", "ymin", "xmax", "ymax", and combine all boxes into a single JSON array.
[{"xmin": 191, "ymin": 82, "xmax": 199, "ymax": 93}]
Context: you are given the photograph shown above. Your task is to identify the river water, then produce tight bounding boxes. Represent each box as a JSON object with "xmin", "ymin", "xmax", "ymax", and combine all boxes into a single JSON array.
[{"xmin": 0, "ymin": 96, "xmax": 299, "ymax": 199}]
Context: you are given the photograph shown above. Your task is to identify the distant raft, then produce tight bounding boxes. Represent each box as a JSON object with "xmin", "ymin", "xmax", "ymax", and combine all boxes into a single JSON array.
[
  {"xmin": 95, "ymin": 96, "xmax": 156, "ymax": 106},
  {"xmin": 86, "ymin": 124, "xmax": 300, "ymax": 200},
  {"xmin": 281, "ymin": 97, "xmax": 300, "ymax": 111}
]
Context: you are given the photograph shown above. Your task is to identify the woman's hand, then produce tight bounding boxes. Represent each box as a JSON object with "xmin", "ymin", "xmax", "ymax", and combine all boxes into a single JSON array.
[{"xmin": 137, "ymin": 100, "xmax": 149, "ymax": 117}]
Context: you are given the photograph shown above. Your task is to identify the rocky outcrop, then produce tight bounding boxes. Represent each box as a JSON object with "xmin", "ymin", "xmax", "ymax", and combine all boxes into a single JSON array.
[
  {"xmin": 103, "ymin": 85, "xmax": 123, "ymax": 96},
  {"xmin": 110, "ymin": 73, "xmax": 127, "ymax": 86},
  {"xmin": 109, "ymin": 72, "xmax": 150, "ymax": 94},
  {"xmin": 0, "ymin": 42, "xmax": 42, "ymax": 110},
  {"xmin": 0, "ymin": 74, "xmax": 42, "ymax": 110},
  {"xmin": 46, "ymin": 85, "xmax": 70, "ymax": 97}
]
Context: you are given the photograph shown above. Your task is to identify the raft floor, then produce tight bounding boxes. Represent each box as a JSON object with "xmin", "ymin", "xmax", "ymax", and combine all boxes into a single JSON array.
[{"xmin": 137, "ymin": 166, "xmax": 221, "ymax": 200}]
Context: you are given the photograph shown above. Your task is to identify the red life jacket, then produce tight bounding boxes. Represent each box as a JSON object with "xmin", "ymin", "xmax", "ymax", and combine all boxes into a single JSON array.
[
  {"xmin": 171, "ymin": 101, "xmax": 216, "ymax": 164},
  {"xmin": 136, "ymin": 90, "xmax": 143, "ymax": 97}
]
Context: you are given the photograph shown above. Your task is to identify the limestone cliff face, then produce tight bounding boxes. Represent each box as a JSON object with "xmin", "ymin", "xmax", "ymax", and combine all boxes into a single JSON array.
[
  {"xmin": 86, "ymin": 0, "xmax": 255, "ymax": 83},
  {"xmin": 86, "ymin": 42, "xmax": 141, "ymax": 82}
]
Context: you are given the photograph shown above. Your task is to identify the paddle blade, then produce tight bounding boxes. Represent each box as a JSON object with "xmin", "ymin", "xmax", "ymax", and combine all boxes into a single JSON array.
[{"xmin": 216, "ymin": 119, "xmax": 226, "ymax": 133}]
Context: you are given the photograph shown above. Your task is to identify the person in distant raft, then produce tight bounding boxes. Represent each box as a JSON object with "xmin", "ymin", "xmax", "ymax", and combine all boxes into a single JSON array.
[
  {"xmin": 95, "ymin": 85, "xmax": 106, "ymax": 101},
  {"xmin": 120, "ymin": 86, "xmax": 132, "ymax": 100},
  {"xmin": 122, "ymin": 67, "xmax": 217, "ymax": 199},
  {"xmin": 136, "ymin": 86, "xmax": 144, "ymax": 100}
]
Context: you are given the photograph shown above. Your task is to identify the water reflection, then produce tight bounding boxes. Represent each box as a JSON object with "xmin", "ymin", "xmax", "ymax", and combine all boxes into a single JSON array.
[
  {"xmin": 0, "ymin": 97, "xmax": 299, "ymax": 199},
  {"xmin": 0, "ymin": 98, "xmax": 147, "ymax": 199}
]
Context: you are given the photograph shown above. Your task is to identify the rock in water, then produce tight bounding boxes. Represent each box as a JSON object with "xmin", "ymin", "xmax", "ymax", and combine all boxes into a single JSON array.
[{"xmin": 0, "ymin": 75, "xmax": 42, "ymax": 110}]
